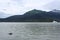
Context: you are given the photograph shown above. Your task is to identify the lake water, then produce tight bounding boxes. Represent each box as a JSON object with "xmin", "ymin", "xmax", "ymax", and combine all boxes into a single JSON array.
[{"xmin": 0, "ymin": 22, "xmax": 60, "ymax": 40}]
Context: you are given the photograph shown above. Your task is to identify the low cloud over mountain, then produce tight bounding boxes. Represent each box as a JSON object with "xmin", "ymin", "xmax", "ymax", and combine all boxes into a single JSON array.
[{"xmin": 0, "ymin": 12, "xmax": 11, "ymax": 18}]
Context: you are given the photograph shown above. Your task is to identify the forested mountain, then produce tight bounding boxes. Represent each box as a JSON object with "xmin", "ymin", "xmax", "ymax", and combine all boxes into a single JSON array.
[{"xmin": 0, "ymin": 9, "xmax": 60, "ymax": 22}]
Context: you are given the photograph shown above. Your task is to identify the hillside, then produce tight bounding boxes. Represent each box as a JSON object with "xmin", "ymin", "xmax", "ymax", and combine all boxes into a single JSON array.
[{"xmin": 0, "ymin": 9, "xmax": 60, "ymax": 22}]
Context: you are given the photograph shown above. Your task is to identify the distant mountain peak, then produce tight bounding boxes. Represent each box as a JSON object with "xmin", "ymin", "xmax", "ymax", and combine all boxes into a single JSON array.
[
  {"xmin": 51, "ymin": 9, "xmax": 60, "ymax": 13},
  {"xmin": 24, "ymin": 9, "xmax": 46, "ymax": 15}
]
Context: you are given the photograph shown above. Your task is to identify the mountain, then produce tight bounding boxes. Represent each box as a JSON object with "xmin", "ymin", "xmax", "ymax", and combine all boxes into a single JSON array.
[
  {"xmin": 51, "ymin": 9, "xmax": 60, "ymax": 13},
  {"xmin": 0, "ymin": 9, "xmax": 60, "ymax": 22}
]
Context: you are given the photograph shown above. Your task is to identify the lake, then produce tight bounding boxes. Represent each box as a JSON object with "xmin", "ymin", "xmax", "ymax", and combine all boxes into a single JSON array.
[{"xmin": 0, "ymin": 22, "xmax": 60, "ymax": 40}]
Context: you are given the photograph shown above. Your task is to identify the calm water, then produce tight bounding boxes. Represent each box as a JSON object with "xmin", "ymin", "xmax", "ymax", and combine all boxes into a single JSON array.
[{"xmin": 0, "ymin": 22, "xmax": 60, "ymax": 40}]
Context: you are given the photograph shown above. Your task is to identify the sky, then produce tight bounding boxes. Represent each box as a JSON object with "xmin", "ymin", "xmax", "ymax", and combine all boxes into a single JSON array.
[
  {"xmin": 43, "ymin": 0, "xmax": 60, "ymax": 10},
  {"xmin": 0, "ymin": 0, "xmax": 58, "ymax": 15}
]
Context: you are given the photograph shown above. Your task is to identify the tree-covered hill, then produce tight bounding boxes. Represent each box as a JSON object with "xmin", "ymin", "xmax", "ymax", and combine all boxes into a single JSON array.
[{"xmin": 0, "ymin": 9, "xmax": 60, "ymax": 22}]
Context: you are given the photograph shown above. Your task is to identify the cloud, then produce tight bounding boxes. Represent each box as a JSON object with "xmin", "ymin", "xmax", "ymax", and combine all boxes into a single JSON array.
[
  {"xmin": 42, "ymin": 0, "xmax": 60, "ymax": 11},
  {"xmin": 0, "ymin": 0, "xmax": 54, "ymax": 15}
]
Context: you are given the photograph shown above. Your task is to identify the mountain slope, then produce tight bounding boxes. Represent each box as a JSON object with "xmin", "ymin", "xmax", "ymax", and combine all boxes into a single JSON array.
[{"xmin": 0, "ymin": 9, "xmax": 60, "ymax": 22}]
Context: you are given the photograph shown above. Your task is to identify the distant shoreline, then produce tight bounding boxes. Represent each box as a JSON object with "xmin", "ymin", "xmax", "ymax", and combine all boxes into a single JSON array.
[{"xmin": 0, "ymin": 22, "xmax": 60, "ymax": 24}]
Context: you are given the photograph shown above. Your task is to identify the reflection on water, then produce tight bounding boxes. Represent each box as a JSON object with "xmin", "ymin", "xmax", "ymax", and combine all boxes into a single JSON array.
[{"xmin": 0, "ymin": 22, "xmax": 60, "ymax": 40}]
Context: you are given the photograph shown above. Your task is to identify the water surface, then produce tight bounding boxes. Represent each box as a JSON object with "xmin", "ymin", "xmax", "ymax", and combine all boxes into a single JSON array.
[{"xmin": 0, "ymin": 22, "xmax": 60, "ymax": 40}]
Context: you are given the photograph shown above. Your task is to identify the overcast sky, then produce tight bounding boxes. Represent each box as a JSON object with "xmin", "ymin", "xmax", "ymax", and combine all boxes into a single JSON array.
[
  {"xmin": 0, "ymin": 0, "xmax": 58, "ymax": 15},
  {"xmin": 43, "ymin": 0, "xmax": 60, "ymax": 10}
]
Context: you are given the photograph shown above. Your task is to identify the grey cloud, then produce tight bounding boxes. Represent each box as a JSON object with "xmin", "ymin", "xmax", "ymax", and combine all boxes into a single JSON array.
[{"xmin": 43, "ymin": 0, "xmax": 60, "ymax": 10}]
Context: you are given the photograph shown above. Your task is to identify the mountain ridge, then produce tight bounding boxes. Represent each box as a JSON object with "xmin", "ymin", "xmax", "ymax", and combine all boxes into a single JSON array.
[{"xmin": 0, "ymin": 9, "xmax": 60, "ymax": 22}]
